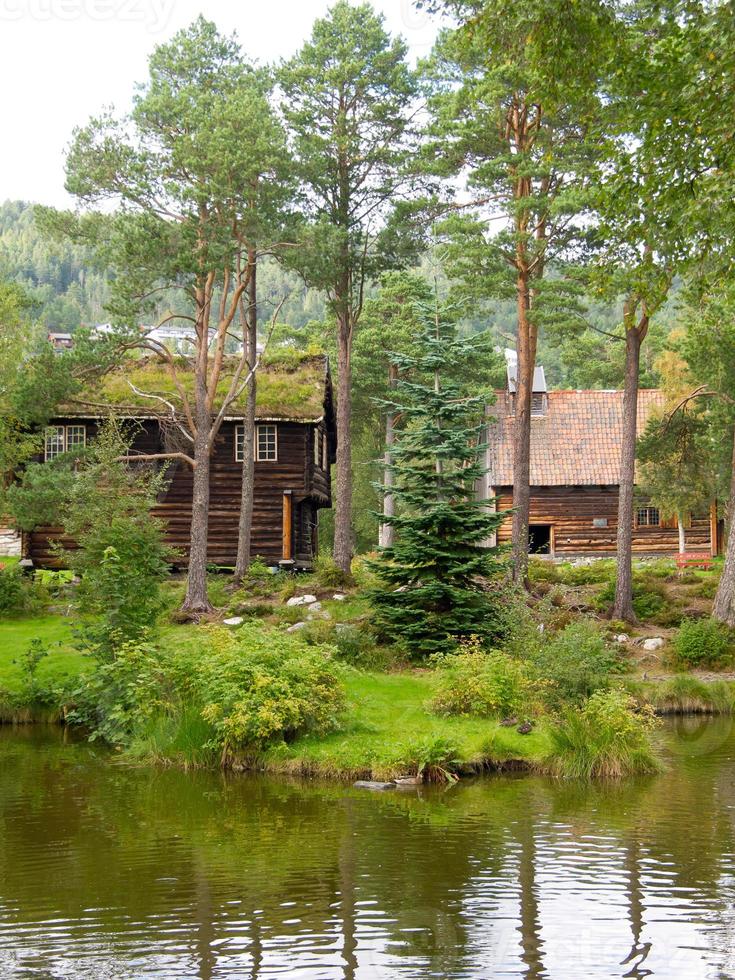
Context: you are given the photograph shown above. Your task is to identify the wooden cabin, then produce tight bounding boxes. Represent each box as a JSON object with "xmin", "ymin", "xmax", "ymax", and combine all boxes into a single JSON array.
[
  {"xmin": 485, "ymin": 377, "xmax": 721, "ymax": 557},
  {"xmin": 24, "ymin": 352, "xmax": 336, "ymax": 570}
]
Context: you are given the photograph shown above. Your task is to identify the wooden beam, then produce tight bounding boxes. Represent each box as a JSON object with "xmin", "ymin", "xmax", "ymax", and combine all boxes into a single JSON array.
[
  {"xmin": 282, "ymin": 491, "xmax": 293, "ymax": 561},
  {"xmin": 710, "ymin": 500, "xmax": 718, "ymax": 557}
]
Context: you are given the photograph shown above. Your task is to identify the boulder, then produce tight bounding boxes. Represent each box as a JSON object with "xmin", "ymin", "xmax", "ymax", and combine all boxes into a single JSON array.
[
  {"xmin": 613, "ymin": 633, "xmax": 630, "ymax": 644},
  {"xmin": 223, "ymin": 616, "xmax": 244, "ymax": 626},
  {"xmin": 642, "ymin": 637, "xmax": 665, "ymax": 651},
  {"xmin": 286, "ymin": 621, "xmax": 309, "ymax": 633},
  {"xmin": 286, "ymin": 594, "xmax": 317, "ymax": 607},
  {"xmin": 308, "ymin": 601, "xmax": 322, "ymax": 613},
  {"xmin": 333, "ymin": 593, "xmax": 347, "ymax": 601},
  {"xmin": 394, "ymin": 775, "xmax": 422, "ymax": 786},
  {"xmin": 353, "ymin": 780, "xmax": 395, "ymax": 791}
]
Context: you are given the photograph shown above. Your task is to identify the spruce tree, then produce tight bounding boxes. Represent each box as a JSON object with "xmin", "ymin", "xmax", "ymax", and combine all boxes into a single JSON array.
[{"xmin": 368, "ymin": 303, "xmax": 509, "ymax": 658}]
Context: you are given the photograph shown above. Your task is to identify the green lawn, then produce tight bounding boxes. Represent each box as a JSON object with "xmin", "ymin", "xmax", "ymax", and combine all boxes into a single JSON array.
[
  {"xmin": 0, "ymin": 614, "xmax": 90, "ymax": 692},
  {"xmin": 259, "ymin": 669, "xmax": 552, "ymax": 779},
  {"xmin": 0, "ymin": 610, "xmax": 552, "ymax": 777}
]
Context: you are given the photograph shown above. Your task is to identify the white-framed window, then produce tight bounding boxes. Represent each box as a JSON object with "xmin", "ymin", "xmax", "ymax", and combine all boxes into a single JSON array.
[
  {"xmin": 236, "ymin": 424, "xmax": 278, "ymax": 462},
  {"xmin": 313, "ymin": 428, "xmax": 321, "ymax": 467},
  {"xmin": 636, "ymin": 506, "xmax": 660, "ymax": 528},
  {"xmin": 44, "ymin": 424, "xmax": 86, "ymax": 461},
  {"xmin": 235, "ymin": 425, "xmax": 246, "ymax": 463},
  {"xmin": 257, "ymin": 424, "xmax": 277, "ymax": 462},
  {"xmin": 66, "ymin": 425, "xmax": 87, "ymax": 450},
  {"xmin": 44, "ymin": 426, "xmax": 66, "ymax": 461}
]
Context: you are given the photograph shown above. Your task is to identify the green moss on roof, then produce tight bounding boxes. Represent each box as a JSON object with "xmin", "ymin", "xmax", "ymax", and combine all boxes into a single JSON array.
[{"xmin": 70, "ymin": 349, "xmax": 330, "ymax": 421}]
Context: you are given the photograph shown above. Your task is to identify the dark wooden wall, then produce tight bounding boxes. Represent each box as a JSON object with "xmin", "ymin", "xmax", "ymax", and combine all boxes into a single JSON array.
[
  {"xmin": 28, "ymin": 418, "xmax": 332, "ymax": 568},
  {"xmin": 493, "ymin": 485, "xmax": 713, "ymax": 555}
]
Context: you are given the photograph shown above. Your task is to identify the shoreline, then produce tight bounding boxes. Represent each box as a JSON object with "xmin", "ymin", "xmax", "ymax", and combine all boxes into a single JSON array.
[{"xmin": 2, "ymin": 676, "xmax": 732, "ymax": 783}]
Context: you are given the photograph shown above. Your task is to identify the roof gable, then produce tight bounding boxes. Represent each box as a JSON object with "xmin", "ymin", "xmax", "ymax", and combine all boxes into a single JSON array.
[{"xmin": 487, "ymin": 389, "xmax": 665, "ymax": 487}]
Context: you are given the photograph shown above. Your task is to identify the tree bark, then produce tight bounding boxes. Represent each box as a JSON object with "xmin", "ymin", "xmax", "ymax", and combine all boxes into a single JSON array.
[
  {"xmin": 613, "ymin": 319, "xmax": 643, "ymax": 622},
  {"xmin": 378, "ymin": 411, "xmax": 395, "ymax": 549},
  {"xmin": 677, "ymin": 515, "xmax": 686, "ymax": 556},
  {"xmin": 333, "ymin": 314, "xmax": 353, "ymax": 573},
  {"xmin": 511, "ymin": 271, "xmax": 536, "ymax": 586},
  {"xmin": 379, "ymin": 363, "xmax": 398, "ymax": 550},
  {"xmin": 183, "ymin": 429, "xmax": 213, "ymax": 613},
  {"xmin": 713, "ymin": 429, "xmax": 735, "ymax": 627},
  {"xmin": 234, "ymin": 256, "xmax": 257, "ymax": 583}
]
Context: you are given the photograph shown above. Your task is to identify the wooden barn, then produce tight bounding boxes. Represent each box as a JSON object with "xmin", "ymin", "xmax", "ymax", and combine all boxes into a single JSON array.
[
  {"xmin": 485, "ymin": 378, "xmax": 721, "ymax": 557},
  {"xmin": 24, "ymin": 352, "xmax": 336, "ymax": 570}
]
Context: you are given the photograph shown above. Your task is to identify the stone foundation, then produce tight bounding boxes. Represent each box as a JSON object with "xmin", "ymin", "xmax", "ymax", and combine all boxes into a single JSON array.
[{"xmin": 0, "ymin": 526, "xmax": 21, "ymax": 557}]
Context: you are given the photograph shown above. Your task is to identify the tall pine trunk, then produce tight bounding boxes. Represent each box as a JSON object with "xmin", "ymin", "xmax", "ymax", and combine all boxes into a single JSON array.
[
  {"xmin": 511, "ymin": 271, "xmax": 535, "ymax": 585},
  {"xmin": 713, "ymin": 429, "xmax": 735, "ymax": 627},
  {"xmin": 333, "ymin": 315, "xmax": 353, "ymax": 573},
  {"xmin": 379, "ymin": 411, "xmax": 395, "ymax": 548},
  {"xmin": 183, "ymin": 427, "xmax": 213, "ymax": 613},
  {"xmin": 677, "ymin": 515, "xmax": 686, "ymax": 555},
  {"xmin": 379, "ymin": 364, "xmax": 398, "ymax": 549},
  {"xmin": 234, "ymin": 258, "xmax": 257, "ymax": 582},
  {"xmin": 613, "ymin": 320, "xmax": 642, "ymax": 622}
]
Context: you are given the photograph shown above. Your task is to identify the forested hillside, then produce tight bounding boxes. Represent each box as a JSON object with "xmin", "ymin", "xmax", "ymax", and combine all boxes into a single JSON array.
[
  {"xmin": 0, "ymin": 201, "xmax": 110, "ymax": 330},
  {"xmin": 0, "ymin": 198, "xmax": 676, "ymax": 389}
]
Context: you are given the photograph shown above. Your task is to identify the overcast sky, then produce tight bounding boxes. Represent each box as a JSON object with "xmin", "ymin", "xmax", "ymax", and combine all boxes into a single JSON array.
[{"xmin": 0, "ymin": 0, "xmax": 439, "ymax": 208}]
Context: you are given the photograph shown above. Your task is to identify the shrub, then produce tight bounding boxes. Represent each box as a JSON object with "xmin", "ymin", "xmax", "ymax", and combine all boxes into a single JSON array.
[
  {"xmin": 44, "ymin": 422, "xmax": 173, "ymax": 652},
  {"xmin": 8, "ymin": 638, "xmax": 62, "ymax": 707},
  {"xmin": 233, "ymin": 557, "xmax": 278, "ymax": 599},
  {"xmin": 637, "ymin": 559, "xmax": 676, "ymax": 579},
  {"xmin": 0, "ymin": 565, "xmax": 37, "ymax": 614},
  {"xmin": 527, "ymin": 558, "xmax": 561, "ymax": 584},
  {"xmin": 691, "ymin": 578, "xmax": 719, "ymax": 600},
  {"xmin": 69, "ymin": 635, "xmax": 173, "ymax": 746},
  {"xmin": 197, "ymin": 627, "xmax": 346, "ymax": 756},
  {"xmin": 314, "ymin": 552, "xmax": 354, "ymax": 590},
  {"xmin": 329, "ymin": 623, "xmax": 382, "ymax": 665},
  {"xmin": 277, "ymin": 573, "xmax": 300, "ymax": 602},
  {"xmin": 548, "ymin": 689, "xmax": 661, "ymax": 778},
  {"xmin": 71, "ymin": 624, "xmax": 347, "ymax": 757},
  {"xmin": 595, "ymin": 576, "xmax": 667, "ymax": 620},
  {"xmin": 650, "ymin": 605, "xmax": 686, "ymax": 629},
  {"xmin": 672, "ymin": 618, "xmax": 733, "ymax": 669},
  {"xmin": 431, "ymin": 639, "xmax": 540, "ymax": 719},
  {"xmin": 34, "ymin": 568, "xmax": 75, "ymax": 593},
  {"xmin": 397, "ymin": 735, "xmax": 462, "ymax": 783},
  {"xmin": 532, "ymin": 621, "xmax": 623, "ymax": 707},
  {"xmin": 228, "ymin": 601, "xmax": 273, "ymax": 620},
  {"xmin": 558, "ymin": 559, "xmax": 616, "ymax": 586}
]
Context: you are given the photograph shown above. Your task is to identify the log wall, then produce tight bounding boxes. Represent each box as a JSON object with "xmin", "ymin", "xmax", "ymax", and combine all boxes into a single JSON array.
[
  {"xmin": 493, "ymin": 485, "xmax": 713, "ymax": 555},
  {"xmin": 28, "ymin": 418, "xmax": 332, "ymax": 568}
]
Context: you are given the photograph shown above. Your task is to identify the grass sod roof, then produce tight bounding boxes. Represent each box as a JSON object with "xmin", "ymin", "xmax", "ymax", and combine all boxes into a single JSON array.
[{"xmin": 65, "ymin": 349, "xmax": 331, "ymax": 423}]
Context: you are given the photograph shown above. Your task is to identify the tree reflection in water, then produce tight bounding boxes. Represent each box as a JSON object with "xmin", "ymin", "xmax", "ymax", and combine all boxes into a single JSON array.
[{"xmin": 0, "ymin": 721, "xmax": 734, "ymax": 978}]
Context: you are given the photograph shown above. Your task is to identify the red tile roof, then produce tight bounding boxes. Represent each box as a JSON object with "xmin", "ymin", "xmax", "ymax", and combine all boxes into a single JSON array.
[{"xmin": 486, "ymin": 389, "xmax": 665, "ymax": 487}]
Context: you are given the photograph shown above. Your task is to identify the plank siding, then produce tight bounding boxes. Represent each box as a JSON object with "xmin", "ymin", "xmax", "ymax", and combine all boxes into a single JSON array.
[
  {"xmin": 28, "ymin": 419, "xmax": 332, "ymax": 568},
  {"xmin": 494, "ymin": 486, "xmax": 712, "ymax": 555}
]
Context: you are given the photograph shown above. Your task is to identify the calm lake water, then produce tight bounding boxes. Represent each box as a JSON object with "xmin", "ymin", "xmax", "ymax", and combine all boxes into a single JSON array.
[{"xmin": 2, "ymin": 721, "xmax": 735, "ymax": 979}]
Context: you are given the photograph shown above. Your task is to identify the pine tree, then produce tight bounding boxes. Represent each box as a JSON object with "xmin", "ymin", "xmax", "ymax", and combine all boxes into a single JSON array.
[{"xmin": 368, "ymin": 302, "xmax": 509, "ymax": 658}]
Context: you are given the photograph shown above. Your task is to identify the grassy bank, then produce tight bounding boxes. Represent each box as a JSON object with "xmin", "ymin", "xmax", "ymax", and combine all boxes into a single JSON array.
[
  {"xmin": 235, "ymin": 671, "xmax": 553, "ymax": 780},
  {"xmin": 0, "ymin": 609, "xmax": 675, "ymax": 780},
  {"xmin": 0, "ymin": 616, "xmax": 88, "ymax": 691},
  {"xmin": 0, "ymin": 552, "xmax": 732, "ymax": 782}
]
